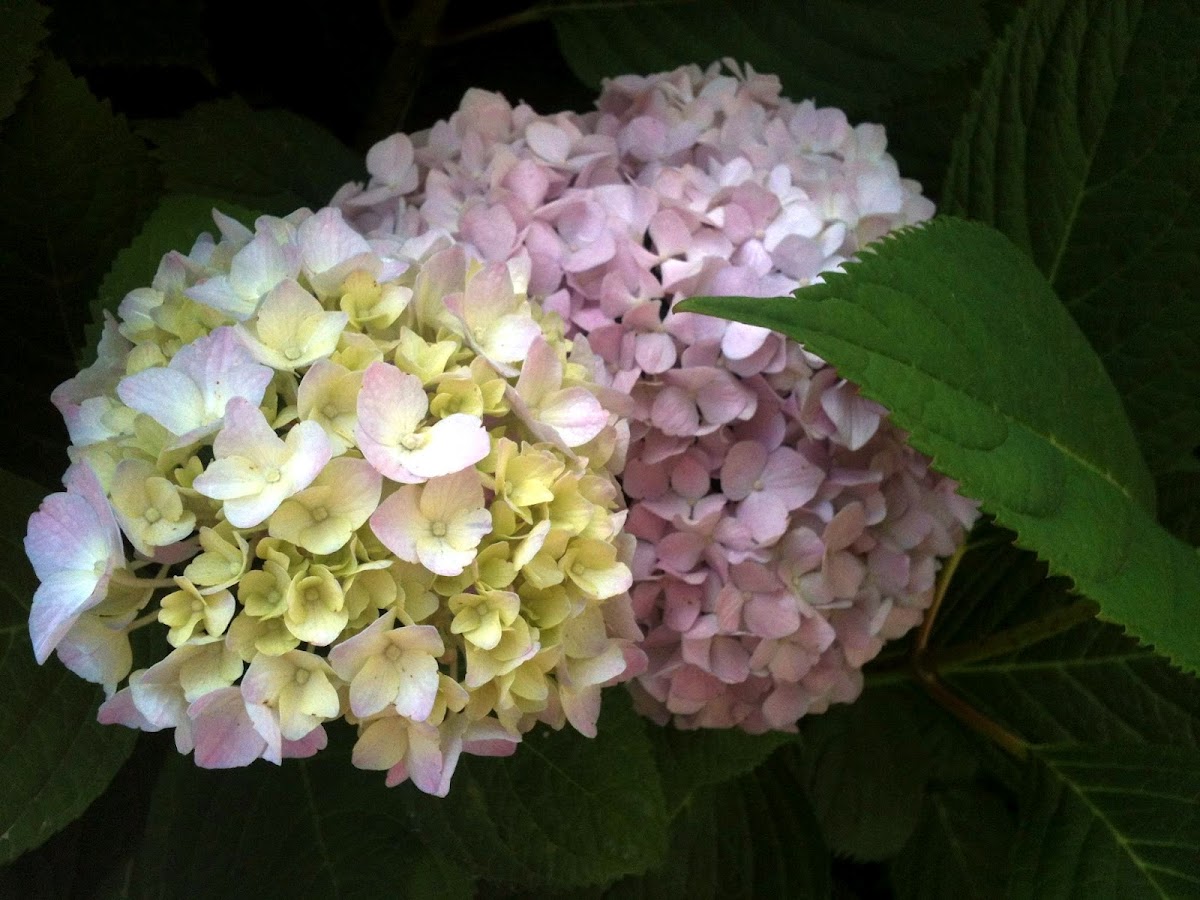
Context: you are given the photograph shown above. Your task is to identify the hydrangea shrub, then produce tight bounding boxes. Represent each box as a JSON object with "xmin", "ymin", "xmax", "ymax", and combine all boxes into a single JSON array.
[
  {"xmin": 333, "ymin": 61, "xmax": 979, "ymax": 731},
  {"xmin": 26, "ymin": 206, "xmax": 642, "ymax": 795}
]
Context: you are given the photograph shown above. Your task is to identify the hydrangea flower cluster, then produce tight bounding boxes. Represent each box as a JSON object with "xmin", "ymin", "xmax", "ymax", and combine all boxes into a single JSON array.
[
  {"xmin": 25, "ymin": 206, "xmax": 642, "ymax": 795},
  {"xmin": 333, "ymin": 60, "xmax": 979, "ymax": 732}
]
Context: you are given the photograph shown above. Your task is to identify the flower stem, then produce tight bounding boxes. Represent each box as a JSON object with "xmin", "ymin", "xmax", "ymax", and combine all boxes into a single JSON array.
[
  {"xmin": 109, "ymin": 568, "xmax": 179, "ymax": 590},
  {"xmin": 931, "ymin": 598, "xmax": 1099, "ymax": 670},
  {"xmin": 128, "ymin": 610, "xmax": 162, "ymax": 632},
  {"xmin": 914, "ymin": 542, "xmax": 966, "ymax": 654},
  {"xmin": 911, "ymin": 664, "xmax": 1030, "ymax": 760},
  {"xmin": 907, "ymin": 537, "xmax": 1032, "ymax": 760}
]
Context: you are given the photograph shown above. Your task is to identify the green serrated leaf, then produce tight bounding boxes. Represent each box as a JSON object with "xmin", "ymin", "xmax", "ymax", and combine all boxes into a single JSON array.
[
  {"xmin": 647, "ymin": 723, "xmax": 794, "ymax": 814},
  {"xmin": 607, "ymin": 754, "xmax": 831, "ymax": 899},
  {"xmin": 934, "ymin": 540, "xmax": 1200, "ymax": 749},
  {"xmin": 0, "ymin": 467, "xmax": 136, "ymax": 866},
  {"xmin": 553, "ymin": 0, "xmax": 990, "ymax": 115},
  {"xmin": 84, "ymin": 195, "xmax": 259, "ymax": 359},
  {"xmin": 678, "ymin": 218, "xmax": 1200, "ymax": 675},
  {"xmin": 944, "ymin": 0, "xmax": 1200, "ymax": 474},
  {"xmin": 47, "ymin": 0, "xmax": 211, "ymax": 74},
  {"xmin": 889, "ymin": 784, "xmax": 1016, "ymax": 900},
  {"xmin": 0, "ymin": 55, "xmax": 158, "ymax": 481},
  {"xmin": 1009, "ymin": 745, "xmax": 1200, "ymax": 900},
  {"xmin": 0, "ymin": 0, "xmax": 48, "ymax": 124},
  {"xmin": 131, "ymin": 733, "xmax": 473, "ymax": 900},
  {"xmin": 782, "ymin": 686, "xmax": 933, "ymax": 861},
  {"xmin": 140, "ymin": 98, "xmax": 364, "ymax": 216},
  {"xmin": 399, "ymin": 690, "xmax": 669, "ymax": 889}
]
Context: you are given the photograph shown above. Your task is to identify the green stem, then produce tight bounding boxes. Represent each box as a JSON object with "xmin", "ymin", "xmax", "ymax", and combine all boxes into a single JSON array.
[
  {"xmin": 109, "ymin": 568, "xmax": 179, "ymax": 590},
  {"xmin": 903, "ymin": 538, "xmax": 1034, "ymax": 760},
  {"xmin": 932, "ymin": 598, "xmax": 1099, "ymax": 671},
  {"xmin": 128, "ymin": 610, "xmax": 162, "ymax": 632},
  {"xmin": 866, "ymin": 598, "xmax": 1100, "ymax": 687},
  {"xmin": 912, "ymin": 665, "xmax": 1030, "ymax": 760}
]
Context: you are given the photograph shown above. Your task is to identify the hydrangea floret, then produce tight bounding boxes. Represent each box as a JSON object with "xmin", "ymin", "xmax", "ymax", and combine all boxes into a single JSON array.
[
  {"xmin": 26, "ymin": 206, "xmax": 642, "ymax": 795},
  {"xmin": 333, "ymin": 59, "xmax": 980, "ymax": 732}
]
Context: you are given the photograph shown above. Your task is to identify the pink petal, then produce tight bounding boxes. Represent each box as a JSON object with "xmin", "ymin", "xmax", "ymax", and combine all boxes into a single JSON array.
[
  {"xmin": 393, "ymin": 654, "xmax": 439, "ymax": 720},
  {"xmin": 537, "ymin": 388, "xmax": 607, "ymax": 447},
  {"xmin": 350, "ymin": 654, "xmax": 404, "ymax": 718},
  {"xmin": 298, "ymin": 207, "xmax": 374, "ymax": 278},
  {"xmin": 720, "ymin": 441, "xmax": 768, "ymax": 501},
  {"xmin": 29, "ymin": 571, "xmax": 107, "ymax": 665},
  {"xmin": 649, "ymin": 387, "xmax": 699, "ymax": 436},
  {"xmin": 738, "ymin": 491, "xmax": 789, "ymax": 545},
  {"xmin": 406, "ymin": 721, "xmax": 454, "ymax": 796},
  {"xmin": 761, "ymin": 447, "xmax": 824, "ymax": 510},
  {"xmin": 117, "ymin": 367, "xmax": 204, "ymax": 436},
  {"xmin": 356, "ymin": 363, "xmax": 427, "ymax": 445},
  {"xmin": 633, "ymin": 332, "xmax": 677, "ymax": 374},
  {"xmin": 404, "ymin": 414, "xmax": 490, "ymax": 478},
  {"xmin": 744, "ymin": 593, "xmax": 801, "ymax": 639},
  {"xmin": 721, "ymin": 322, "xmax": 773, "ymax": 360},
  {"xmin": 189, "ymin": 688, "xmax": 269, "ymax": 769},
  {"xmin": 526, "ymin": 121, "xmax": 570, "ymax": 164},
  {"xmin": 821, "ymin": 380, "xmax": 883, "ymax": 451},
  {"xmin": 369, "ymin": 487, "xmax": 423, "ymax": 563}
]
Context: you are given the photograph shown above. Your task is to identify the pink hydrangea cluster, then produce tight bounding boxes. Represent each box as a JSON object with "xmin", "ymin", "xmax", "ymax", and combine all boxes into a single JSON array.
[
  {"xmin": 334, "ymin": 60, "xmax": 979, "ymax": 732},
  {"xmin": 26, "ymin": 206, "xmax": 643, "ymax": 795}
]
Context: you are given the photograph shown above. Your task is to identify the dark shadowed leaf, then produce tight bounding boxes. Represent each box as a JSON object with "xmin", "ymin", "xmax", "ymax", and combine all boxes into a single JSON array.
[
  {"xmin": 943, "ymin": 0, "xmax": 1200, "ymax": 474},
  {"xmin": 926, "ymin": 533, "xmax": 1200, "ymax": 749},
  {"xmin": 1009, "ymin": 745, "xmax": 1200, "ymax": 900},
  {"xmin": 398, "ymin": 690, "xmax": 669, "ymax": 889},
  {"xmin": 0, "ymin": 56, "xmax": 158, "ymax": 482},
  {"xmin": 646, "ymin": 723, "xmax": 794, "ymax": 814},
  {"xmin": 140, "ymin": 97, "xmax": 363, "ymax": 215},
  {"xmin": 783, "ymin": 686, "xmax": 934, "ymax": 861},
  {"xmin": 607, "ymin": 753, "xmax": 831, "ymax": 899},
  {"xmin": 552, "ymin": 0, "xmax": 989, "ymax": 116},
  {"xmin": 131, "ymin": 733, "xmax": 473, "ymax": 900},
  {"xmin": 890, "ymin": 784, "xmax": 1017, "ymax": 900}
]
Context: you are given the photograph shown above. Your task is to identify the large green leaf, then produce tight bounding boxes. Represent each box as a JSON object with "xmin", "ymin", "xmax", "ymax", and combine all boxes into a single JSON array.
[
  {"xmin": 0, "ymin": 56, "xmax": 158, "ymax": 483},
  {"xmin": 889, "ymin": 784, "xmax": 1017, "ymax": 900},
  {"xmin": 400, "ymin": 690, "xmax": 669, "ymax": 889},
  {"xmin": 944, "ymin": 0, "xmax": 1200, "ymax": 474},
  {"xmin": 678, "ymin": 218, "xmax": 1200, "ymax": 675},
  {"xmin": 606, "ymin": 755, "xmax": 831, "ymax": 899},
  {"xmin": 0, "ymin": 0, "xmax": 48, "ymax": 124},
  {"xmin": 139, "ymin": 98, "xmax": 363, "ymax": 216},
  {"xmin": 0, "ymin": 468, "xmax": 136, "ymax": 866},
  {"xmin": 552, "ymin": 0, "xmax": 989, "ymax": 115},
  {"xmin": 1008, "ymin": 745, "xmax": 1200, "ymax": 899}
]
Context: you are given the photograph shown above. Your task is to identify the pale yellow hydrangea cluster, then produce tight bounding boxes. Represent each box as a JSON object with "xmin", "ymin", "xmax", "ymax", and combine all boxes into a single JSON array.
[{"xmin": 38, "ymin": 207, "xmax": 643, "ymax": 795}]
